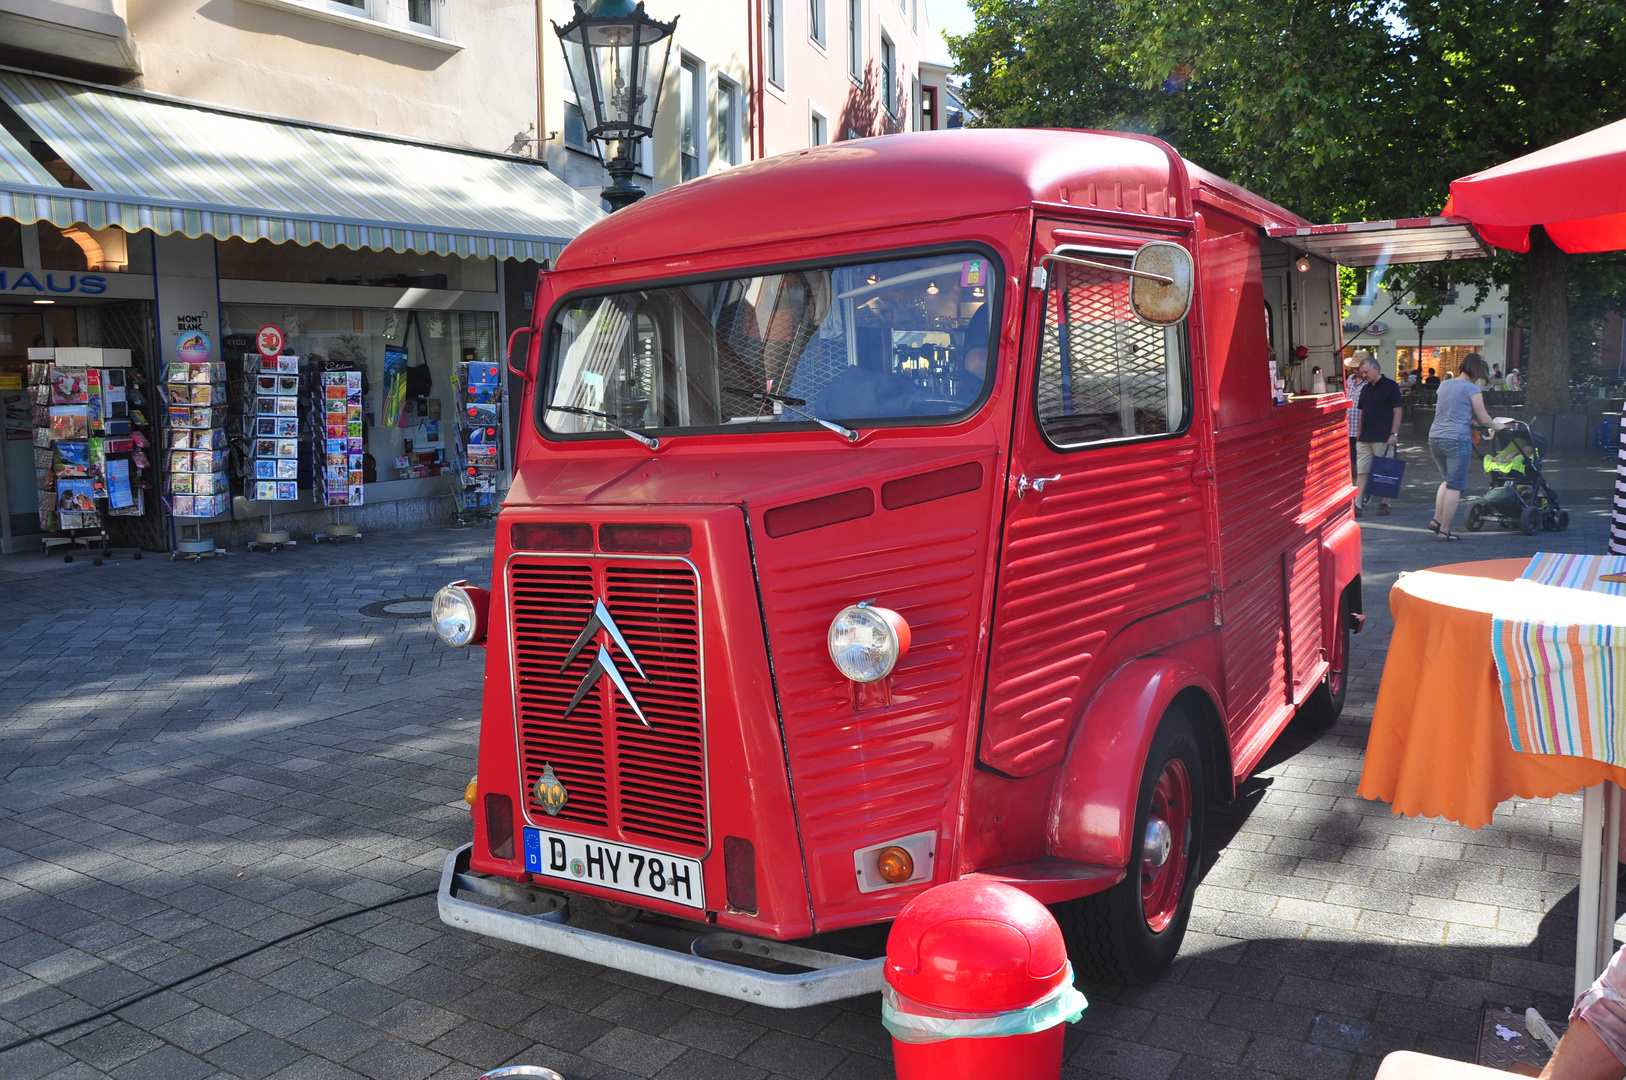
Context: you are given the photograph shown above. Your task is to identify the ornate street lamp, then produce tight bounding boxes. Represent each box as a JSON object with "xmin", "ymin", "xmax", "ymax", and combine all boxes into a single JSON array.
[{"xmin": 554, "ymin": 0, "xmax": 678, "ymax": 211}]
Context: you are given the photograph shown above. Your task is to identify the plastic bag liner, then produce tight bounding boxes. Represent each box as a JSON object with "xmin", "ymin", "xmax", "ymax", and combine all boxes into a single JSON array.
[{"xmin": 881, "ymin": 962, "xmax": 1088, "ymax": 1044}]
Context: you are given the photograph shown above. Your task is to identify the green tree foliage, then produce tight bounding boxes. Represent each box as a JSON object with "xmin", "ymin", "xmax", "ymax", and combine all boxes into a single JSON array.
[{"xmin": 948, "ymin": 0, "xmax": 1626, "ymax": 407}]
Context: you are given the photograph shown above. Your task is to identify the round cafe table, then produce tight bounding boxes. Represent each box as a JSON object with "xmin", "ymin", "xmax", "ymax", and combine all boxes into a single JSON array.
[{"xmin": 1358, "ymin": 558, "xmax": 1626, "ymax": 996}]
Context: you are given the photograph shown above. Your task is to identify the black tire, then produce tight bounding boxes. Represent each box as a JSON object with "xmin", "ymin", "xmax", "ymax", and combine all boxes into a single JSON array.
[
  {"xmin": 1465, "ymin": 504, "xmax": 1486, "ymax": 532},
  {"xmin": 1557, "ymin": 510, "xmax": 1570, "ymax": 531},
  {"xmin": 1296, "ymin": 594, "xmax": 1351, "ymax": 729},
  {"xmin": 1056, "ymin": 707, "xmax": 1204, "ymax": 986},
  {"xmin": 1521, "ymin": 506, "xmax": 1540, "ymax": 535}
]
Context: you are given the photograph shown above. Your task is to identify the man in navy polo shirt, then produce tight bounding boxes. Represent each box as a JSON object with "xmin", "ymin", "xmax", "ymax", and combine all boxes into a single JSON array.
[{"xmin": 1354, "ymin": 357, "xmax": 1404, "ymax": 516}]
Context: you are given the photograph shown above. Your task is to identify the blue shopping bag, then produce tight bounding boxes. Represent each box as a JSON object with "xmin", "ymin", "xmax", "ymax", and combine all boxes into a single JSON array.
[{"xmin": 1367, "ymin": 445, "xmax": 1406, "ymax": 500}]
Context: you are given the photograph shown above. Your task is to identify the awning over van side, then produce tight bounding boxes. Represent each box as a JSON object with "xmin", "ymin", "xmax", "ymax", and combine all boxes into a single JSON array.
[{"xmin": 1265, "ymin": 216, "xmax": 1491, "ymax": 266}]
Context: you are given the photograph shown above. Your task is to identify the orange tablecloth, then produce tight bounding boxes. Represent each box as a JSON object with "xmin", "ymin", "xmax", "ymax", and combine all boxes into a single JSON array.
[{"xmin": 1358, "ymin": 558, "xmax": 1626, "ymax": 828}]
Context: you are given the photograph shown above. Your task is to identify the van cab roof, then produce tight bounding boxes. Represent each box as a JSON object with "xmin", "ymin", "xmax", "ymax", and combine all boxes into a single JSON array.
[{"xmin": 555, "ymin": 128, "xmax": 1312, "ymax": 272}]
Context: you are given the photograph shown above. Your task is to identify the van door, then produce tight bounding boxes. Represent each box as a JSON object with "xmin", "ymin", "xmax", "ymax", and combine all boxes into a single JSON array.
[{"xmin": 978, "ymin": 220, "xmax": 1214, "ymax": 778}]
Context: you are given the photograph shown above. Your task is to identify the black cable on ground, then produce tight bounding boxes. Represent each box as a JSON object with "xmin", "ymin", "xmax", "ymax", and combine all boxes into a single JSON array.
[{"xmin": 0, "ymin": 886, "xmax": 439, "ymax": 1055}]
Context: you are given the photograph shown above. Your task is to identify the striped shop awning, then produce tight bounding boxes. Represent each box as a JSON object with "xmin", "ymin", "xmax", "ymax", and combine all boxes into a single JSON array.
[{"xmin": 0, "ymin": 72, "xmax": 603, "ymax": 261}]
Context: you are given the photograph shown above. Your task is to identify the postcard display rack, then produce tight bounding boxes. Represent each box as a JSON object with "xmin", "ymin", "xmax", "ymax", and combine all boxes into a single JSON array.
[
  {"xmin": 245, "ymin": 354, "xmax": 302, "ymax": 551},
  {"xmin": 314, "ymin": 369, "xmax": 365, "ymax": 542},
  {"xmin": 30, "ymin": 347, "xmax": 151, "ymax": 563},
  {"xmin": 164, "ymin": 360, "xmax": 231, "ymax": 560},
  {"xmin": 455, "ymin": 359, "xmax": 502, "ymax": 525}
]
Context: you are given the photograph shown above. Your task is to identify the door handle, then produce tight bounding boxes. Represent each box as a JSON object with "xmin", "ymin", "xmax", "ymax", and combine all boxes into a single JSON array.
[{"xmin": 1016, "ymin": 474, "xmax": 1061, "ymax": 499}]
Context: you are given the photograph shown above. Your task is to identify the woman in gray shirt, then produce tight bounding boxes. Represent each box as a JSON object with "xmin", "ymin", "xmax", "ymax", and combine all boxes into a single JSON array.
[{"xmin": 1427, "ymin": 353, "xmax": 1503, "ymax": 540}]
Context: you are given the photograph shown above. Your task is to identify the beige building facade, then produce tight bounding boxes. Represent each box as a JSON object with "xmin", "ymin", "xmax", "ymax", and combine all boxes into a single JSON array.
[{"xmin": 0, "ymin": 0, "xmax": 598, "ymax": 553}]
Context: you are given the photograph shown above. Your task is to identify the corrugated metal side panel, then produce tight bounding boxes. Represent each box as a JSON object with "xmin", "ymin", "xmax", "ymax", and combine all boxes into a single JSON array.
[
  {"xmin": 981, "ymin": 442, "xmax": 1210, "ymax": 775},
  {"xmin": 1213, "ymin": 405, "xmax": 1348, "ymax": 732},
  {"xmin": 1220, "ymin": 559, "xmax": 1288, "ymax": 733},
  {"xmin": 752, "ymin": 476, "xmax": 995, "ymax": 925},
  {"xmin": 1285, "ymin": 538, "xmax": 1324, "ymax": 704}
]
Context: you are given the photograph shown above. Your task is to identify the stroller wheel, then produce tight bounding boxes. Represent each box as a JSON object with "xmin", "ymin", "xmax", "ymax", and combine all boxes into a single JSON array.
[
  {"xmin": 1521, "ymin": 506, "xmax": 1541, "ymax": 535},
  {"xmin": 1466, "ymin": 504, "xmax": 1487, "ymax": 532},
  {"xmin": 1557, "ymin": 509, "xmax": 1570, "ymax": 531}
]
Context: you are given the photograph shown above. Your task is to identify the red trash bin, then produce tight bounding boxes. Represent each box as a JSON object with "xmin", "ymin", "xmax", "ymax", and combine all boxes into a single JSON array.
[{"xmin": 882, "ymin": 879, "xmax": 1087, "ymax": 1080}]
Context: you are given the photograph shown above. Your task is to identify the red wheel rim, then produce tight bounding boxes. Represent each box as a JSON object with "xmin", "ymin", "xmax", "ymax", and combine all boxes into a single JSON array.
[{"xmin": 1141, "ymin": 758, "xmax": 1191, "ymax": 933}]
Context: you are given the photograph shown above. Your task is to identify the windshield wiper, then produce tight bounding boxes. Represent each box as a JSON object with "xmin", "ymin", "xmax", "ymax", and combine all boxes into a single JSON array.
[
  {"xmin": 724, "ymin": 387, "xmax": 859, "ymax": 443},
  {"xmin": 547, "ymin": 404, "xmax": 659, "ymax": 450}
]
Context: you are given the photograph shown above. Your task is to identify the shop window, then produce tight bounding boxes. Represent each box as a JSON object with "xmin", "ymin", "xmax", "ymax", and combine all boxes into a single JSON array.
[
  {"xmin": 221, "ymin": 302, "xmax": 498, "ymax": 489},
  {"xmin": 716, "ymin": 77, "xmax": 741, "ymax": 166},
  {"xmin": 216, "ymin": 238, "xmax": 495, "ymax": 292},
  {"xmin": 37, "ymin": 223, "xmax": 150, "ymax": 274},
  {"xmin": 0, "ymin": 219, "xmax": 21, "ymax": 265},
  {"xmin": 1036, "ymin": 255, "xmax": 1191, "ymax": 448}
]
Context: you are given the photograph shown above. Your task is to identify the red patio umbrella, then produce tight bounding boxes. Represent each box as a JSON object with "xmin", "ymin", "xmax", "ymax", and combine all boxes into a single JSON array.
[
  {"xmin": 1440, "ymin": 115, "xmax": 1626, "ymax": 552},
  {"xmin": 1442, "ymin": 115, "xmax": 1626, "ymax": 253}
]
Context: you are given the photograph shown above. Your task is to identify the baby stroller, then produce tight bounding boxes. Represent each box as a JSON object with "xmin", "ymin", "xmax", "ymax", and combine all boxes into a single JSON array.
[{"xmin": 1464, "ymin": 419, "xmax": 1569, "ymax": 535}]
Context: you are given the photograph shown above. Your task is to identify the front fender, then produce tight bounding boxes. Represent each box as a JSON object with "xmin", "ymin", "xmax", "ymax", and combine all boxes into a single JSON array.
[{"xmin": 1048, "ymin": 657, "xmax": 1222, "ymax": 869}]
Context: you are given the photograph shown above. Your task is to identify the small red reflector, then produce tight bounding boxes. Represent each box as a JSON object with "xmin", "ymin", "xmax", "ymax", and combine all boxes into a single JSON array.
[
  {"xmin": 599, "ymin": 524, "xmax": 692, "ymax": 553},
  {"xmin": 724, "ymin": 836, "xmax": 757, "ymax": 914},
  {"xmin": 483, "ymin": 793, "xmax": 515, "ymax": 860},
  {"xmin": 511, "ymin": 522, "xmax": 593, "ymax": 551}
]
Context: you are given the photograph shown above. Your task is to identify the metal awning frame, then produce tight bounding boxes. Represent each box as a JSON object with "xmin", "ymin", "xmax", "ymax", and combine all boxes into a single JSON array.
[{"xmin": 1265, "ymin": 216, "xmax": 1493, "ymax": 267}]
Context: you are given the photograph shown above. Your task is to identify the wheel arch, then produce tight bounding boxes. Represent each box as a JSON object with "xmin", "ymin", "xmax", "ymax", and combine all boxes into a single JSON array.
[{"xmin": 1048, "ymin": 657, "xmax": 1227, "ymax": 869}]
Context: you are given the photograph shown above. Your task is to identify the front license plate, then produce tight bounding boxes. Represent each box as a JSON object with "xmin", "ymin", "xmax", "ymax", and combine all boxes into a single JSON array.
[{"xmin": 523, "ymin": 828, "xmax": 704, "ymax": 910}]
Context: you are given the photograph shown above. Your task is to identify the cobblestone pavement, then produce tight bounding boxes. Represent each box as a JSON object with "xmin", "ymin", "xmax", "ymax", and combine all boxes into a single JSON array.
[{"xmin": 0, "ymin": 435, "xmax": 1621, "ymax": 1080}]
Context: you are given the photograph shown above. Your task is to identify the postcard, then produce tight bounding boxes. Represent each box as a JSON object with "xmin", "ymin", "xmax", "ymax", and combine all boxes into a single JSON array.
[
  {"xmin": 276, "ymin": 396, "xmax": 298, "ymax": 415},
  {"xmin": 276, "ymin": 481, "xmax": 297, "ymax": 500},
  {"xmin": 277, "ymin": 458, "xmax": 297, "ymax": 480},
  {"xmin": 255, "ymin": 481, "xmax": 277, "ymax": 501},
  {"xmin": 275, "ymin": 417, "xmax": 298, "ymax": 437},
  {"xmin": 255, "ymin": 459, "xmax": 277, "ymax": 480}
]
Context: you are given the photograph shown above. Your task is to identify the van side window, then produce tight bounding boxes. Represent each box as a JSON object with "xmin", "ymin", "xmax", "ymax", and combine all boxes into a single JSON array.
[{"xmin": 1035, "ymin": 255, "xmax": 1191, "ymax": 448}]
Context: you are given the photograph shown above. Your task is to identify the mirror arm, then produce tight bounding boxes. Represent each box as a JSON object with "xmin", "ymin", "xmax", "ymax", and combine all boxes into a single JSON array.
[
  {"xmin": 1040, "ymin": 252, "xmax": 1175, "ymax": 285},
  {"xmin": 507, "ymin": 327, "xmax": 534, "ymax": 381}
]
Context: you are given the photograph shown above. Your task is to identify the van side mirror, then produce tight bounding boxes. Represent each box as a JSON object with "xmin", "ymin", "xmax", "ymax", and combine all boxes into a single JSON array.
[
  {"xmin": 1129, "ymin": 242, "xmax": 1194, "ymax": 326},
  {"xmin": 507, "ymin": 327, "xmax": 533, "ymax": 381}
]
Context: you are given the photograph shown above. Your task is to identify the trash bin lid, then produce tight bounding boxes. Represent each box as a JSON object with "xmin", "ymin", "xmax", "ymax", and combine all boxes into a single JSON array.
[{"xmin": 884, "ymin": 879, "xmax": 1069, "ymax": 1012}]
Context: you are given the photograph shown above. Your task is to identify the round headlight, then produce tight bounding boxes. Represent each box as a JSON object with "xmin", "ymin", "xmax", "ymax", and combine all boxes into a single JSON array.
[
  {"xmin": 433, "ymin": 585, "xmax": 477, "ymax": 647},
  {"xmin": 827, "ymin": 603, "xmax": 910, "ymax": 683}
]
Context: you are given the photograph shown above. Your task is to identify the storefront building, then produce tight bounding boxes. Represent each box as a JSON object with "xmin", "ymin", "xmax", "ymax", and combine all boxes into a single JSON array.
[
  {"xmin": 0, "ymin": 70, "xmax": 600, "ymax": 554},
  {"xmin": 1343, "ymin": 279, "xmax": 1512, "ymax": 382}
]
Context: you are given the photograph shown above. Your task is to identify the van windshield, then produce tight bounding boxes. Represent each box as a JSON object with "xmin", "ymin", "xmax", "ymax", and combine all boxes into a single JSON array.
[{"xmin": 540, "ymin": 250, "xmax": 998, "ymax": 439}]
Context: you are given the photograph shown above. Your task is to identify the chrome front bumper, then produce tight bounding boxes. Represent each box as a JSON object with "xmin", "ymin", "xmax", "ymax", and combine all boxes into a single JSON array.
[{"xmin": 437, "ymin": 844, "xmax": 884, "ymax": 1008}]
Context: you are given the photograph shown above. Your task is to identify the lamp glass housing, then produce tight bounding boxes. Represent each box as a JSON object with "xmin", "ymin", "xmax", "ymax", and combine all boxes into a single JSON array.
[{"xmin": 556, "ymin": 2, "xmax": 677, "ymax": 147}]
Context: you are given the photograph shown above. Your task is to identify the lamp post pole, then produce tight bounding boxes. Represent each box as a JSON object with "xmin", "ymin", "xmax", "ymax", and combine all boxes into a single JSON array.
[{"xmin": 554, "ymin": 0, "xmax": 678, "ymax": 212}]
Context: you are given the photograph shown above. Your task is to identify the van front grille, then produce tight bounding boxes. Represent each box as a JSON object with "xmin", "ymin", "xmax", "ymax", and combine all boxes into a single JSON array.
[{"xmin": 509, "ymin": 558, "xmax": 706, "ymax": 850}]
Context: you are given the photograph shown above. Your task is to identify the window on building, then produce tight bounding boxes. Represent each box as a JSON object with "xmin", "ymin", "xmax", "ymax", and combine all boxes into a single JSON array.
[
  {"xmin": 1037, "ymin": 254, "xmax": 1191, "ymax": 448},
  {"xmin": 810, "ymin": 110, "xmax": 827, "ymax": 146},
  {"xmin": 911, "ymin": 0, "xmax": 918, "ymax": 32},
  {"xmin": 406, "ymin": 0, "xmax": 434, "ymax": 31},
  {"xmin": 881, "ymin": 35, "xmax": 895, "ymax": 115},
  {"xmin": 680, "ymin": 56, "xmax": 705, "ymax": 181},
  {"xmin": 810, "ymin": 0, "xmax": 825, "ymax": 46},
  {"xmin": 717, "ymin": 76, "xmax": 742, "ymax": 165},
  {"xmin": 323, "ymin": 0, "xmax": 435, "ymax": 34},
  {"xmin": 848, "ymin": 0, "xmax": 862, "ymax": 80},
  {"xmin": 768, "ymin": 0, "xmax": 786, "ymax": 88},
  {"xmin": 560, "ymin": 39, "xmax": 595, "ymax": 153},
  {"xmin": 910, "ymin": 74, "xmax": 919, "ymax": 131},
  {"xmin": 921, "ymin": 85, "xmax": 937, "ymax": 130}
]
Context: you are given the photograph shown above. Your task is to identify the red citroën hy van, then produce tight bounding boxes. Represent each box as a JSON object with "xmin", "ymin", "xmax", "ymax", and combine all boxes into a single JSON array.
[{"xmin": 434, "ymin": 128, "xmax": 1367, "ymax": 1006}]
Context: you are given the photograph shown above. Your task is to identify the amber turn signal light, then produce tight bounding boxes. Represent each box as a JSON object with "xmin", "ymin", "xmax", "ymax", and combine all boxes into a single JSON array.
[
  {"xmin": 464, "ymin": 777, "xmax": 478, "ymax": 806},
  {"xmin": 876, "ymin": 845, "xmax": 914, "ymax": 884}
]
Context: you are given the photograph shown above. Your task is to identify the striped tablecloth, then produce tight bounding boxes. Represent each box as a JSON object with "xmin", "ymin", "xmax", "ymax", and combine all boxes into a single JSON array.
[{"xmin": 1492, "ymin": 553, "xmax": 1626, "ymax": 763}]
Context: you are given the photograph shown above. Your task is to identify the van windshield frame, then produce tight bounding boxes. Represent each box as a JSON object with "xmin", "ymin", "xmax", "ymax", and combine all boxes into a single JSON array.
[{"xmin": 534, "ymin": 244, "xmax": 1003, "ymax": 444}]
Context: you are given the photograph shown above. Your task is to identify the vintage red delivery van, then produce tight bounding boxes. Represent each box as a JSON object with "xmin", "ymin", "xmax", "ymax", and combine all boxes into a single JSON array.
[{"xmin": 434, "ymin": 128, "xmax": 1371, "ymax": 1007}]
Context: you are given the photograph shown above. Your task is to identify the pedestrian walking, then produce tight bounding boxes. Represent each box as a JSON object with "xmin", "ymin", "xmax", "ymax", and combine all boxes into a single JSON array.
[
  {"xmin": 1355, "ymin": 357, "xmax": 1404, "ymax": 516},
  {"xmin": 1427, "ymin": 353, "xmax": 1503, "ymax": 541},
  {"xmin": 1346, "ymin": 350, "xmax": 1369, "ymax": 482}
]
